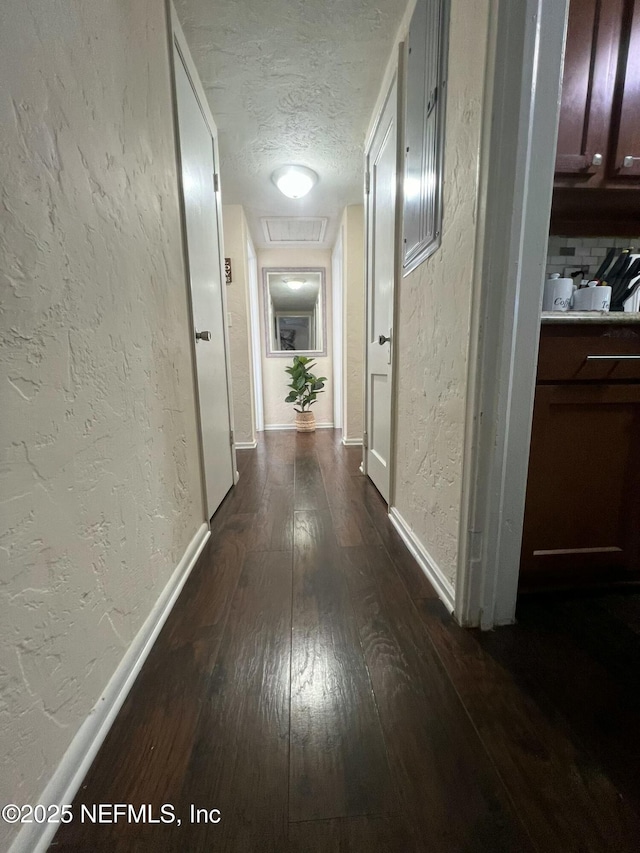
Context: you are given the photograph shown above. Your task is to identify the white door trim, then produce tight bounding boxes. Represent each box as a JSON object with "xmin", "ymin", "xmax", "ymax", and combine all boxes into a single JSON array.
[
  {"xmin": 246, "ymin": 233, "xmax": 264, "ymax": 433},
  {"xmin": 388, "ymin": 43, "xmax": 406, "ymax": 510},
  {"xmin": 332, "ymin": 225, "xmax": 344, "ymax": 432},
  {"xmin": 168, "ymin": 2, "xmax": 238, "ymax": 490},
  {"xmin": 455, "ymin": 0, "xmax": 569, "ymax": 628}
]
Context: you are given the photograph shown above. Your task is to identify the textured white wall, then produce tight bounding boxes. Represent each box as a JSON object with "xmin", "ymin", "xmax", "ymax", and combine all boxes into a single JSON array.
[
  {"xmin": 222, "ymin": 205, "xmax": 256, "ymax": 444},
  {"xmin": 0, "ymin": 1, "xmax": 204, "ymax": 845},
  {"xmin": 341, "ymin": 206, "xmax": 365, "ymax": 441},
  {"xmin": 371, "ymin": 0, "xmax": 491, "ymax": 588},
  {"xmin": 257, "ymin": 248, "xmax": 333, "ymax": 427}
]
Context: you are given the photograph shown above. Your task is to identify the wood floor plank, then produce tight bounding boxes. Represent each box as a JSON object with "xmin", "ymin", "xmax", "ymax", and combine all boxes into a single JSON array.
[
  {"xmin": 229, "ymin": 450, "xmax": 269, "ymax": 514},
  {"xmin": 208, "ymin": 471, "xmax": 257, "ymax": 532},
  {"xmin": 313, "ymin": 429, "xmax": 363, "ymax": 474},
  {"xmin": 49, "ymin": 431, "xmax": 640, "ymax": 853},
  {"xmin": 266, "ymin": 458, "xmax": 295, "ymax": 488},
  {"xmin": 480, "ymin": 594, "xmax": 640, "ymax": 819},
  {"xmin": 290, "ymin": 511, "xmax": 391, "ymax": 822},
  {"xmin": 161, "ymin": 523, "xmax": 247, "ymax": 650},
  {"xmin": 599, "ymin": 590, "xmax": 640, "ymax": 635},
  {"xmin": 172, "ymin": 549, "xmax": 292, "ymax": 853},
  {"xmin": 287, "ymin": 814, "xmax": 414, "ymax": 853},
  {"xmin": 418, "ymin": 597, "xmax": 640, "ymax": 853},
  {"xmin": 235, "ymin": 447, "xmax": 253, "ymax": 476},
  {"xmin": 344, "ymin": 444, "xmax": 364, "ymax": 475},
  {"xmin": 220, "ymin": 460, "xmax": 295, "ymax": 553},
  {"xmin": 252, "ymin": 460, "xmax": 295, "ymax": 551},
  {"xmin": 349, "ymin": 474, "xmax": 438, "ymax": 600},
  {"xmin": 226, "ymin": 502, "xmax": 292, "ymax": 555},
  {"xmin": 50, "ymin": 642, "xmax": 215, "ymax": 850},
  {"xmin": 211, "ymin": 432, "xmax": 294, "ymax": 520},
  {"xmin": 315, "ymin": 440, "xmax": 364, "ymax": 547},
  {"xmin": 294, "ymin": 435, "xmax": 329, "ymax": 511},
  {"xmin": 313, "ymin": 448, "xmax": 384, "ymax": 553},
  {"xmin": 263, "ymin": 484, "xmax": 295, "ymax": 551},
  {"xmin": 207, "ymin": 464, "xmax": 289, "ymax": 551},
  {"xmin": 342, "ymin": 544, "xmax": 535, "ymax": 852},
  {"xmin": 315, "ymin": 443, "xmax": 436, "ymax": 599},
  {"xmin": 51, "ymin": 526, "xmax": 250, "ymax": 850},
  {"xmin": 258, "ymin": 430, "xmax": 296, "ymax": 462},
  {"xmin": 51, "ymin": 841, "xmax": 164, "ymax": 852}
]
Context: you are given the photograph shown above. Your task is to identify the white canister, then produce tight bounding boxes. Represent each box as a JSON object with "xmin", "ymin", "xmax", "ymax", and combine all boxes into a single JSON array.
[
  {"xmin": 542, "ymin": 275, "xmax": 574, "ymax": 312},
  {"xmin": 572, "ymin": 284, "xmax": 611, "ymax": 312}
]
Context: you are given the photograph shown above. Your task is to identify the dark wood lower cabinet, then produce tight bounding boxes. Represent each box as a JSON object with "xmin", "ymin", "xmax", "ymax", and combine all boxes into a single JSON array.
[{"xmin": 520, "ymin": 325, "xmax": 640, "ymax": 588}]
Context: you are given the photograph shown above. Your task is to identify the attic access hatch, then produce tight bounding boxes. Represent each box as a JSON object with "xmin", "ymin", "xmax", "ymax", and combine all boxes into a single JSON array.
[{"xmin": 261, "ymin": 217, "xmax": 328, "ymax": 245}]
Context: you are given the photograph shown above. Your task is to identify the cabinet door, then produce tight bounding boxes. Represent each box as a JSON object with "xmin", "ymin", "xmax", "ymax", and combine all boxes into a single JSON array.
[
  {"xmin": 612, "ymin": 0, "xmax": 640, "ymax": 178},
  {"xmin": 520, "ymin": 383, "xmax": 640, "ymax": 585},
  {"xmin": 555, "ymin": 0, "xmax": 624, "ymax": 176}
]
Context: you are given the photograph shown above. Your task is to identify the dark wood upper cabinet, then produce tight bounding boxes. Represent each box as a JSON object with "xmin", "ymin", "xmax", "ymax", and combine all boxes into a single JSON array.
[
  {"xmin": 555, "ymin": 0, "xmax": 623, "ymax": 178},
  {"xmin": 551, "ymin": 0, "xmax": 640, "ymax": 234},
  {"xmin": 612, "ymin": 0, "xmax": 640, "ymax": 178}
]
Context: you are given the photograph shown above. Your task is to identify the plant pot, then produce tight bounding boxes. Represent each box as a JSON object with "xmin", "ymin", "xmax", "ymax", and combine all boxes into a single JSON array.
[{"xmin": 295, "ymin": 411, "xmax": 316, "ymax": 433}]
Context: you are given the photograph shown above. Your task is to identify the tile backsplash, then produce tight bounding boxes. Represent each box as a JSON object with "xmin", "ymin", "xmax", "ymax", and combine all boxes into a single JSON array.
[{"xmin": 546, "ymin": 235, "xmax": 640, "ymax": 279}]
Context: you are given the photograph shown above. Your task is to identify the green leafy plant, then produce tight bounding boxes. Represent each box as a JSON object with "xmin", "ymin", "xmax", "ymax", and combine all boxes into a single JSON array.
[{"xmin": 284, "ymin": 355, "xmax": 327, "ymax": 413}]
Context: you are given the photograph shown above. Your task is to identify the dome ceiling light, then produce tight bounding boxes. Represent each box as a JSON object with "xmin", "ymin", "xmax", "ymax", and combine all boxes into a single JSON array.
[
  {"xmin": 286, "ymin": 279, "xmax": 305, "ymax": 291},
  {"xmin": 271, "ymin": 165, "xmax": 318, "ymax": 199}
]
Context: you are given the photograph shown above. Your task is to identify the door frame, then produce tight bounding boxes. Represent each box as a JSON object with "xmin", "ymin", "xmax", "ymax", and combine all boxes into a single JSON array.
[
  {"xmin": 388, "ymin": 45, "xmax": 406, "ymax": 509},
  {"xmin": 362, "ymin": 63, "xmax": 402, "ymax": 496},
  {"xmin": 167, "ymin": 2, "xmax": 238, "ymax": 500},
  {"xmin": 455, "ymin": 0, "xmax": 569, "ymax": 627},
  {"xmin": 332, "ymin": 224, "xmax": 344, "ymax": 432},
  {"xmin": 246, "ymin": 232, "xmax": 264, "ymax": 434}
]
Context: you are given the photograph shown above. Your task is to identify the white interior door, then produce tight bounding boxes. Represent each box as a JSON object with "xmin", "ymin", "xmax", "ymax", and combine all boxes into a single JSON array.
[
  {"xmin": 174, "ymin": 43, "xmax": 234, "ymax": 518},
  {"xmin": 365, "ymin": 81, "xmax": 397, "ymax": 502}
]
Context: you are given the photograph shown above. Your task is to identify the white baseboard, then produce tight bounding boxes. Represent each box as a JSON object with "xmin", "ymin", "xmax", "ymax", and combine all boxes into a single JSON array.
[
  {"xmin": 388, "ymin": 507, "xmax": 455, "ymax": 613},
  {"xmin": 234, "ymin": 440, "xmax": 257, "ymax": 449},
  {"xmin": 9, "ymin": 522, "xmax": 210, "ymax": 853},
  {"xmin": 264, "ymin": 422, "xmax": 335, "ymax": 431},
  {"xmin": 341, "ymin": 437, "xmax": 363, "ymax": 446}
]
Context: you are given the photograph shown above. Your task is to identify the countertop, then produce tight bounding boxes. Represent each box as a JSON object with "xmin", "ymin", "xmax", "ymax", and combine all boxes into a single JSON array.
[{"xmin": 541, "ymin": 311, "xmax": 640, "ymax": 324}]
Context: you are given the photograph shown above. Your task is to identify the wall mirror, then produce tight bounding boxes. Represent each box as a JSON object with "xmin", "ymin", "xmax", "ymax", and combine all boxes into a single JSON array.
[{"xmin": 263, "ymin": 268, "xmax": 326, "ymax": 357}]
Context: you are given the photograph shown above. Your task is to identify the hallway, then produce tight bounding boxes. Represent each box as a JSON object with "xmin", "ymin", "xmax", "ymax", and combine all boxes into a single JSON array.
[{"xmin": 50, "ymin": 432, "xmax": 640, "ymax": 852}]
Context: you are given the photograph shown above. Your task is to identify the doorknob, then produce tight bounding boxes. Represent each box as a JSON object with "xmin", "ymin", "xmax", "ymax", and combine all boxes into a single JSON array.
[
  {"xmin": 378, "ymin": 333, "xmax": 391, "ymax": 345},
  {"xmin": 195, "ymin": 330, "xmax": 212, "ymax": 342}
]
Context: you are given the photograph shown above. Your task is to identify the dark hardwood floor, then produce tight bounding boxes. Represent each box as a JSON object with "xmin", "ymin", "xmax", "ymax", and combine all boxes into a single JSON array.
[{"xmin": 50, "ymin": 430, "xmax": 640, "ymax": 852}]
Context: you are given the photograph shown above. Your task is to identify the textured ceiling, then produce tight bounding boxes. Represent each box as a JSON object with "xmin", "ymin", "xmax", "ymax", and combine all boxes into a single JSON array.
[{"xmin": 175, "ymin": 0, "xmax": 408, "ymax": 248}]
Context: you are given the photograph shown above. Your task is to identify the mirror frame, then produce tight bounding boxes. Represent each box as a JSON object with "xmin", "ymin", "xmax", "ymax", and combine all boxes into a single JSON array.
[{"xmin": 262, "ymin": 267, "xmax": 327, "ymax": 358}]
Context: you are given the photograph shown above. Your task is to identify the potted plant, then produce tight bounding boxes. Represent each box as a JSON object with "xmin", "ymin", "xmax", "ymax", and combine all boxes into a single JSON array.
[{"xmin": 285, "ymin": 355, "xmax": 327, "ymax": 432}]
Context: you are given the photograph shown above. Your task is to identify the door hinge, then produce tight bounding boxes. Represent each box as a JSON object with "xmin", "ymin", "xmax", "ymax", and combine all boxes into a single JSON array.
[
  {"xmin": 214, "ymin": 173, "xmax": 220, "ymax": 192},
  {"xmin": 363, "ymin": 431, "xmax": 368, "ymax": 450},
  {"xmin": 229, "ymin": 429, "xmax": 234, "ymax": 446},
  {"xmin": 365, "ymin": 171, "xmax": 370, "ymax": 195}
]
